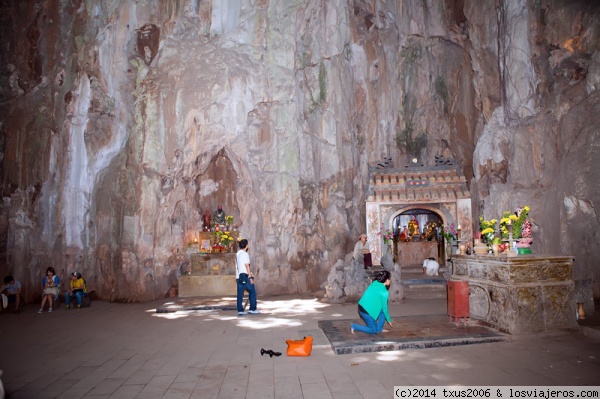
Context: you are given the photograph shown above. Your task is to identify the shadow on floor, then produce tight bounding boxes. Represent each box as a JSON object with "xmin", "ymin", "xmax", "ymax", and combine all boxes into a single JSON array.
[{"xmin": 156, "ymin": 295, "xmax": 600, "ymax": 355}]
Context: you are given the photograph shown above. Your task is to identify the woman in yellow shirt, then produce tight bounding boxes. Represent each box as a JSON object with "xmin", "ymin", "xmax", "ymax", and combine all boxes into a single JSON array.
[{"xmin": 65, "ymin": 272, "xmax": 87, "ymax": 309}]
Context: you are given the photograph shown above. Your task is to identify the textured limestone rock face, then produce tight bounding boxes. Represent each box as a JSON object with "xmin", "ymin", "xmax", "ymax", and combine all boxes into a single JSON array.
[
  {"xmin": 0, "ymin": 0, "xmax": 599, "ymax": 302},
  {"xmin": 472, "ymin": 0, "xmax": 600, "ymax": 295}
]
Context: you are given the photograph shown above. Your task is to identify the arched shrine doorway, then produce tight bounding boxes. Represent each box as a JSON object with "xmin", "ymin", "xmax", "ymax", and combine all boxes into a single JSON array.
[
  {"xmin": 390, "ymin": 207, "xmax": 446, "ymax": 266},
  {"xmin": 365, "ymin": 160, "xmax": 473, "ymax": 266}
]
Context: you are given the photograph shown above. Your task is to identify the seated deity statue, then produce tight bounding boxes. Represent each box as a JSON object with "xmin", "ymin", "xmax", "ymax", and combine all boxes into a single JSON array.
[
  {"xmin": 213, "ymin": 205, "xmax": 226, "ymax": 226},
  {"xmin": 202, "ymin": 209, "xmax": 212, "ymax": 231},
  {"xmin": 408, "ymin": 216, "xmax": 419, "ymax": 237}
]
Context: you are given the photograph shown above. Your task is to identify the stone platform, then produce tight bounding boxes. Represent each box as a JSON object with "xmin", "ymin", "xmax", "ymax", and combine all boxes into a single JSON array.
[
  {"xmin": 397, "ymin": 241, "xmax": 440, "ymax": 266},
  {"xmin": 318, "ymin": 315, "xmax": 505, "ymax": 355},
  {"xmin": 178, "ymin": 275, "xmax": 237, "ymax": 297},
  {"xmin": 178, "ymin": 253, "xmax": 237, "ymax": 297}
]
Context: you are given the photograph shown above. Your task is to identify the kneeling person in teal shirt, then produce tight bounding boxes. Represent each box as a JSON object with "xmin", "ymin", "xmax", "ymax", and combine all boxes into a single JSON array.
[{"xmin": 351, "ymin": 270, "xmax": 393, "ymax": 334}]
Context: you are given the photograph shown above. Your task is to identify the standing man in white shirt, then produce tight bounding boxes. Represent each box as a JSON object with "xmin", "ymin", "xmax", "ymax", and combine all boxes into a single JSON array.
[{"xmin": 236, "ymin": 239, "xmax": 260, "ymax": 316}]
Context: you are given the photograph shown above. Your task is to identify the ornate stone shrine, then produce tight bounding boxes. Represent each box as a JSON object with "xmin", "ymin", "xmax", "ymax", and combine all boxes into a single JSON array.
[
  {"xmin": 365, "ymin": 159, "xmax": 472, "ymax": 266},
  {"xmin": 450, "ymin": 254, "xmax": 577, "ymax": 334}
]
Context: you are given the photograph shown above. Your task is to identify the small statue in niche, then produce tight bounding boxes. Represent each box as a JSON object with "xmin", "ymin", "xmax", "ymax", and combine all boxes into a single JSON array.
[
  {"xmin": 399, "ymin": 226, "xmax": 410, "ymax": 242},
  {"xmin": 408, "ymin": 216, "xmax": 419, "ymax": 237},
  {"xmin": 213, "ymin": 205, "xmax": 226, "ymax": 226},
  {"xmin": 202, "ymin": 209, "xmax": 212, "ymax": 231}
]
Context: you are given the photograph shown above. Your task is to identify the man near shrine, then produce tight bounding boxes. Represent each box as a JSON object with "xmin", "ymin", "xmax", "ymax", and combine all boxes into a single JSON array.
[
  {"xmin": 353, "ymin": 233, "xmax": 372, "ymax": 269},
  {"xmin": 235, "ymin": 239, "xmax": 260, "ymax": 316},
  {"xmin": 213, "ymin": 205, "xmax": 226, "ymax": 226}
]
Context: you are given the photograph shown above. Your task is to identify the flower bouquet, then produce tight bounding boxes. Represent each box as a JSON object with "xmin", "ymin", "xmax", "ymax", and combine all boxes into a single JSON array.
[
  {"xmin": 499, "ymin": 206, "xmax": 532, "ymax": 247},
  {"xmin": 378, "ymin": 225, "xmax": 394, "ymax": 245},
  {"xmin": 515, "ymin": 206, "xmax": 533, "ymax": 247},
  {"xmin": 213, "ymin": 228, "xmax": 234, "ymax": 252},
  {"xmin": 440, "ymin": 223, "xmax": 457, "ymax": 243},
  {"xmin": 479, "ymin": 217, "xmax": 497, "ymax": 246}
]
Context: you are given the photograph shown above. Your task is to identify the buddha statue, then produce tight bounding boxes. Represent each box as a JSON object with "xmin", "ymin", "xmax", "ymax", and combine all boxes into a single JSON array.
[
  {"xmin": 213, "ymin": 205, "xmax": 226, "ymax": 226},
  {"xmin": 408, "ymin": 216, "xmax": 419, "ymax": 237}
]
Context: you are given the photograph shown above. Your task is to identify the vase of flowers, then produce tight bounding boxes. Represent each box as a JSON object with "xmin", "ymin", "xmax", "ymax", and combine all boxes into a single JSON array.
[
  {"xmin": 378, "ymin": 225, "xmax": 394, "ymax": 256},
  {"xmin": 499, "ymin": 206, "xmax": 533, "ymax": 251},
  {"xmin": 213, "ymin": 228, "xmax": 234, "ymax": 252},
  {"xmin": 441, "ymin": 223, "xmax": 457, "ymax": 255},
  {"xmin": 479, "ymin": 217, "xmax": 498, "ymax": 247},
  {"xmin": 378, "ymin": 224, "xmax": 394, "ymax": 245}
]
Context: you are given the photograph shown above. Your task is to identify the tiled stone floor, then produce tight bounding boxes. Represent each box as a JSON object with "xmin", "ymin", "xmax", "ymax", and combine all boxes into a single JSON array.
[{"xmin": 1, "ymin": 295, "xmax": 599, "ymax": 399}]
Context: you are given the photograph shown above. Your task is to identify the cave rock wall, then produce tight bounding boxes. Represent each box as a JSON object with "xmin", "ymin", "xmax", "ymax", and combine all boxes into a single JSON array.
[{"xmin": 0, "ymin": 0, "xmax": 599, "ymax": 301}]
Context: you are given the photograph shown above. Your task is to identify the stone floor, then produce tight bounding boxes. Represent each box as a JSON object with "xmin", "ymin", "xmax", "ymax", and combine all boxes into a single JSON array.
[{"xmin": 1, "ymin": 295, "xmax": 599, "ymax": 399}]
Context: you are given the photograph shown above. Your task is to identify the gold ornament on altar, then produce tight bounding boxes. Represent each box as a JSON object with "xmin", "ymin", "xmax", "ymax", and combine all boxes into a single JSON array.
[{"xmin": 424, "ymin": 221, "xmax": 437, "ymax": 241}]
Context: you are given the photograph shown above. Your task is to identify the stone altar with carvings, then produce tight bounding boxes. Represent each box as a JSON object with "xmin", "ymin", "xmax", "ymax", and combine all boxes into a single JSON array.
[
  {"xmin": 451, "ymin": 254, "xmax": 577, "ymax": 334},
  {"xmin": 397, "ymin": 241, "xmax": 439, "ymax": 267},
  {"xmin": 178, "ymin": 253, "xmax": 237, "ymax": 297}
]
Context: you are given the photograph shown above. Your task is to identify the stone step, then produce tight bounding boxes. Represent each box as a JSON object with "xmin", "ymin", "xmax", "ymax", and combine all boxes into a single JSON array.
[
  {"xmin": 401, "ymin": 277, "xmax": 448, "ymax": 300},
  {"xmin": 403, "ymin": 289, "xmax": 448, "ymax": 300},
  {"xmin": 401, "ymin": 267, "xmax": 448, "ymax": 280},
  {"xmin": 402, "ymin": 285, "xmax": 448, "ymax": 299},
  {"xmin": 402, "ymin": 280, "xmax": 447, "ymax": 288},
  {"xmin": 402, "ymin": 264, "xmax": 449, "ymax": 271}
]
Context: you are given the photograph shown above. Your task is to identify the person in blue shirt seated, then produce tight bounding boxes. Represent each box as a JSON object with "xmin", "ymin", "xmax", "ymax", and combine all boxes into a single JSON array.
[{"xmin": 1, "ymin": 275, "xmax": 22, "ymax": 313}]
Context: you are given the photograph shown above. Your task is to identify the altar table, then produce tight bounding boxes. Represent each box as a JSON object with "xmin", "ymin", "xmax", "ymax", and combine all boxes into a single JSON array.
[
  {"xmin": 450, "ymin": 254, "xmax": 577, "ymax": 334},
  {"xmin": 178, "ymin": 253, "xmax": 237, "ymax": 297}
]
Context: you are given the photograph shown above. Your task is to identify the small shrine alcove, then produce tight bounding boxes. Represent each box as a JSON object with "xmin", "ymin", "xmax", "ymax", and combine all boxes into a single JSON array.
[
  {"xmin": 392, "ymin": 208, "xmax": 444, "ymax": 265},
  {"xmin": 365, "ymin": 160, "xmax": 473, "ymax": 266},
  {"xmin": 179, "ymin": 148, "xmax": 245, "ymax": 297},
  {"xmin": 194, "ymin": 148, "xmax": 241, "ymax": 227}
]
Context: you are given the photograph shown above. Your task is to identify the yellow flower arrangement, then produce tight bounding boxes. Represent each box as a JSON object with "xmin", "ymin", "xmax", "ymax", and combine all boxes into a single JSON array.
[
  {"xmin": 479, "ymin": 217, "xmax": 497, "ymax": 246},
  {"xmin": 213, "ymin": 229, "xmax": 234, "ymax": 247},
  {"xmin": 220, "ymin": 231, "xmax": 234, "ymax": 246},
  {"xmin": 499, "ymin": 206, "xmax": 530, "ymax": 239}
]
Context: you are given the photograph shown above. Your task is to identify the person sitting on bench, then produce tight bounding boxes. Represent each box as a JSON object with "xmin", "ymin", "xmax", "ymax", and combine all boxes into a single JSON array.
[
  {"xmin": 1, "ymin": 275, "xmax": 22, "ymax": 313},
  {"xmin": 353, "ymin": 234, "xmax": 372, "ymax": 269},
  {"xmin": 65, "ymin": 272, "xmax": 87, "ymax": 309}
]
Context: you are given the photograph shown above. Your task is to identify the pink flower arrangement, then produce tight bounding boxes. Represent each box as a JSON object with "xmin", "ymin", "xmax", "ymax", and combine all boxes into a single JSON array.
[
  {"xmin": 441, "ymin": 223, "xmax": 457, "ymax": 242},
  {"xmin": 378, "ymin": 225, "xmax": 394, "ymax": 244}
]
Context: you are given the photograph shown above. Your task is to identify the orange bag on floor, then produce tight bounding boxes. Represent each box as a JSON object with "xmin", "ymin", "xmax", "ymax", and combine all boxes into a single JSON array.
[{"xmin": 285, "ymin": 336, "xmax": 313, "ymax": 356}]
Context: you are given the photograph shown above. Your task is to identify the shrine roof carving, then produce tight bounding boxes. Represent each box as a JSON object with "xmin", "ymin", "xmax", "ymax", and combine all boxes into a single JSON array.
[{"xmin": 366, "ymin": 163, "xmax": 470, "ymax": 203}]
